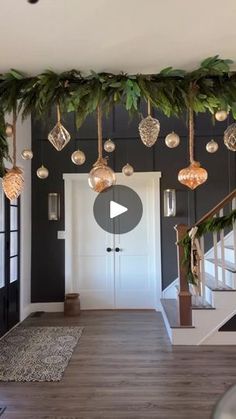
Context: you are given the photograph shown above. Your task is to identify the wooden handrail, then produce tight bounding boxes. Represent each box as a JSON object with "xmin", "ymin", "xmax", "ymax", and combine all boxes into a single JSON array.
[{"xmin": 196, "ymin": 189, "xmax": 236, "ymax": 226}]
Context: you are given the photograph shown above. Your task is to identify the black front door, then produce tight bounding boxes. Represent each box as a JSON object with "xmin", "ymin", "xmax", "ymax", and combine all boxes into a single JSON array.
[{"xmin": 0, "ymin": 184, "xmax": 20, "ymax": 337}]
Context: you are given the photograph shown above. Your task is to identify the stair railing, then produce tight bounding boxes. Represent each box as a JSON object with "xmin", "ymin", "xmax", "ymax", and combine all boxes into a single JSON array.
[{"xmin": 175, "ymin": 189, "xmax": 236, "ymax": 326}]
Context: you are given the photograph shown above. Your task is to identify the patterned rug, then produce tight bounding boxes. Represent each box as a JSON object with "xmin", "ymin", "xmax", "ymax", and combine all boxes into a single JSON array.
[{"xmin": 0, "ymin": 326, "xmax": 83, "ymax": 382}]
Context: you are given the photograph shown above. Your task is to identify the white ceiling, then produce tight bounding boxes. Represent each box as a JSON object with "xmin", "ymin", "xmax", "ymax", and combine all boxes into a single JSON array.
[{"xmin": 1, "ymin": 0, "xmax": 236, "ymax": 74}]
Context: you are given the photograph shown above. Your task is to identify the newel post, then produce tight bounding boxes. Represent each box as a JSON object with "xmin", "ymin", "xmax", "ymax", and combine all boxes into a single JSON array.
[{"xmin": 175, "ymin": 224, "xmax": 192, "ymax": 326}]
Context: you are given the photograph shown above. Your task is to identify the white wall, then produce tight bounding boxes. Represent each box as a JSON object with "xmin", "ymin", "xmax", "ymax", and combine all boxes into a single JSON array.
[{"xmin": 5, "ymin": 112, "xmax": 32, "ymax": 321}]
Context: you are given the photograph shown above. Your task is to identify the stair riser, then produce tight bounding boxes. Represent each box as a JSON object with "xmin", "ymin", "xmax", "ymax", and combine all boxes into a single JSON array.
[
  {"xmin": 205, "ymin": 286, "xmax": 213, "ymax": 306},
  {"xmin": 205, "ymin": 260, "xmax": 236, "ymax": 288}
]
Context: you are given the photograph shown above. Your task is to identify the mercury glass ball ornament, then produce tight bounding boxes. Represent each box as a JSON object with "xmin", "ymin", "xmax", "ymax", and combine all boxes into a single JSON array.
[
  {"xmin": 206, "ymin": 139, "xmax": 219, "ymax": 153},
  {"xmin": 178, "ymin": 161, "xmax": 208, "ymax": 190},
  {"xmin": 122, "ymin": 163, "xmax": 134, "ymax": 176},
  {"xmin": 71, "ymin": 149, "xmax": 86, "ymax": 165},
  {"xmin": 224, "ymin": 123, "xmax": 236, "ymax": 151},
  {"xmin": 5, "ymin": 123, "xmax": 13, "ymax": 137},
  {"xmin": 104, "ymin": 139, "xmax": 116, "ymax": 153},
  {"xmin": 36, "ymin": 165, "xmax": 49, "ymax": 179},
  {"xmin": 21, "ymin": 149, "xmax": 33, "ymax": 160},
  {"xmin": 215, "ymin": 110, "xmax": 228, "ymax": 122},
  {"xmin": 165, "ymin": 131, "xmax": 180, "ymax": 148},
  {"xmin": 88, "ymin": 163, "xmax": 116, "ymax": 193},
  {"xmin": 138, "ymin": 116, "xmax": 160, "ymax": 147}
]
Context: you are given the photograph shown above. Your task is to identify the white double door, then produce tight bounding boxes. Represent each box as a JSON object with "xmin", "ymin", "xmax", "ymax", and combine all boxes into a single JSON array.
[{"xmin": 64, "ymin": 172, "xmax": 161, "ymax": 309}]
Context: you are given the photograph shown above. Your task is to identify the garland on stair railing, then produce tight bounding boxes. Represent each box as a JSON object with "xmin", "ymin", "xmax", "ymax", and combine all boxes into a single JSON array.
[{"xmin": 180, "ymin": 209, "xmax": 236, "ymax": 284}]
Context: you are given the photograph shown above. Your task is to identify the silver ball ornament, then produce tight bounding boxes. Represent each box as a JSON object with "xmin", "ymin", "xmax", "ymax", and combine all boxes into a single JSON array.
[
  {"xmin": 71, "ymin": 149, "xmax": 86, "ymax": 165},
  {"xmin": 206, "ymin": 139, "xmax": 218, "ymax": 153},
  {"xmin": 165, "ymin": 131, "xmax": 180, "ymax": 148},
  {"xmin": 104, "ymin": 139, "xmax": 115, "ymax": 153},
  {"xmin": 21, "ymin": 149, "xmax": 33, "ymax": 160},
  {"xmin": 215, "ymin": 110, "xmax": 228, "ymax": 122},
  {"xmin": 122, "ymin": 163, "xmax": 134, "ymax": 176},
  {"xmin": 36, "ymin": 165, "xmax": 49, "ymax": 179}
]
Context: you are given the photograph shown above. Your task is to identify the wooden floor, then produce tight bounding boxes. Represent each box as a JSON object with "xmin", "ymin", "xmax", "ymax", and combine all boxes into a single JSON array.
[{"xmin": 0, "ymin": 310, "xmax": 236, "ymax": 419}]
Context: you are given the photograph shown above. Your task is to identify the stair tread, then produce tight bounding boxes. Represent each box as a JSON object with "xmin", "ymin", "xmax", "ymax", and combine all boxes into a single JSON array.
[
  {"xmin": 205, "ymin": 272, "xmax": 235, "ymax": 291},
  {"xmin": 224, "ymin": 245, "xmax": 234, "ymax": 250},
  {"xmin": 175, "ymin": 281, "xmax": 219, "ymax": 302},
  {"xmin": 207, "ymin": 258, "xmax": 236, "ymax": 273},
  {"xmin": 192, "ymin": 302, "xmax": 215, "ymax": 309}
]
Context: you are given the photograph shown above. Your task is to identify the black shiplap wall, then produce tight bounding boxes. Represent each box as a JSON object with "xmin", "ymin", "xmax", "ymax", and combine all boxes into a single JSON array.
[{"xmin": 31, "ymin": 105, "xmax": 236, "ymax": 302}]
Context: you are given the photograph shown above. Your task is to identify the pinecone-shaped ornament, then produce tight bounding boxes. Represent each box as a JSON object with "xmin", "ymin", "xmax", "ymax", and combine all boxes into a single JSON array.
[
  {"xmin": 138, "ymin": 115, "xmax": 160, "ymax": 147},
  {"xmin": 3, "ymin": 166, "xmax": 24, "ymax": 200}
]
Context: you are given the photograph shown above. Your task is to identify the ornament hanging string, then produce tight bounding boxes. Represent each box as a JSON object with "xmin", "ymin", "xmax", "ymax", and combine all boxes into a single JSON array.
[
  {"xmin": 56, "ymin": 104, "xmax": 61, "ymax": 124},
  {"xmin": 12, "ymin": 107, "xmax": 17, "ymax": 167},
  {"xmin": 147, "ymin": 99, "xmax": 151, "ymax": 117},
  {"xmin": 188, "ymin": 82, "xmax": 196, "ymax": 164},
  {"xmin": 97, "ymin": 105, "xmax": 103, "ymax": 160},
  {"xmin": 2, "ymin": 106, "xmax": 24, "ymax": 201},
  {"xmin": 189, "ymin": 106, "xmax": 194, "ymax": 164}
]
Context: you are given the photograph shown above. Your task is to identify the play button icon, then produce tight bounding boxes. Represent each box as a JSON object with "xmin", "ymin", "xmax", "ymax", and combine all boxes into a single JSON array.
[
  {"xmin": 110, "ymin": 201, "xmax": 128, "ymax": 219},
  {"xmin": 93, "ymin": 185, "xmax": 143, "ymax": 234}
]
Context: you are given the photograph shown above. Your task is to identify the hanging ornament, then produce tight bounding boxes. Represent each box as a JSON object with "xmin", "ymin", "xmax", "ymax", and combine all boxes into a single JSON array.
[
  {"xmin": 215, "ymin": 110, "xmax": 228, "ymax": 122},
  {"xmin": 88, "ymin": 106, "xmax": 116, "ymax": 192},
  {"xmin": 122, "ymin": 163, "xmax": 134, "ymax": 176},
  {"xmin": 3, "ymin": 167, "xmax": 24, "ymax": 200},
  {"xmin": 165, "ymin": 131, "xmax": 180, "ymax": 148},
  {"xmin": 224, "ymin": 123, "xmax": 236, "ymax": 151},
  {"xmin": 178, "ymin": 161, "xmax": 208, "ymax": 190},
  {"xmin": 48, "ymin": 105, "xmax": 71, "ymax": 151},
  {"xmin": 71, "ymin": 150, "xmax": 86, "ymax": 165},
  {"xmin": 206, "ymin": 139, "xmax": 218, "ymax": 153},
  {"xmin": 2, "ymin": 109, "xmax": 24, "ymax": 200},
  {"xmin": 138, "ymin": 99, "xmax": 160, "ymax": 147},
  {"xmin": 5, "ymin": 123, "xmax": 13, "ymax": 137},
  {"xmin": 104, "ymin": 139, "xmax": 115, "ymax": 153},
  {"xmin": 36, "ymin": 165, "xmax": 49, "ymax": 179},
  {"xmin": 178, "ymin": 101, "xmax": 208, "ymax": 190},
  {"xmin": 21, "ymin": 149, "xmax": 33, "ymax": 160}
]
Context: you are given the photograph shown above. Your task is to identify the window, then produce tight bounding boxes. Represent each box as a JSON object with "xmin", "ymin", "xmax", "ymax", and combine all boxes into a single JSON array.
[
  {"xmin": 9, "ymin": 199, "xmax": 19, "ymax": 283},
  {"xmin": 0, "ymin": 184, "xmax": 5, "ymax": 289}
]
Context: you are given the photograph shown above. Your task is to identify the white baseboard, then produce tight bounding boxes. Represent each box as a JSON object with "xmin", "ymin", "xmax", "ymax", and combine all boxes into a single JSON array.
[{"xmin": 20, "ymin": 304, "xmax": 32, "ymax": 321}]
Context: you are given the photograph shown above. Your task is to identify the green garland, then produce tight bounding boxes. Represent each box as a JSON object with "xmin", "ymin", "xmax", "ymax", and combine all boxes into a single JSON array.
[
  {"xmin": 0, "ymin": 56, "xmax": 236, "ymax": 126},
  {"xmin": 180, "ymin": 209, "xmax": 236, "ymax": 284},
  {"xmin": 0, "ymin": 55, "xmax": 236, "ymax": 177},
  {"xmin": 0, "ymin": 108, "xmax": 10, "ymax": 177}
]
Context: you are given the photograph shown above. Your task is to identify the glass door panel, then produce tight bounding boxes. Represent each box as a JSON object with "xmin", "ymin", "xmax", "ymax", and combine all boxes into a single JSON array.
[
  {"xmin": 0, "ymin": 233, "xmax": 4, "ymax": 289},
  {"xmin": 0, "ymin": 191, "xmax": 20, "ymax": 336}
]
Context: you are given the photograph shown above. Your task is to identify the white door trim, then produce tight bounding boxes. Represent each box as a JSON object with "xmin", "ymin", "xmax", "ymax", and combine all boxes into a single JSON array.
[{"xmin": 63, "ymin": 171, "xmax": 162, "ymax": 309}]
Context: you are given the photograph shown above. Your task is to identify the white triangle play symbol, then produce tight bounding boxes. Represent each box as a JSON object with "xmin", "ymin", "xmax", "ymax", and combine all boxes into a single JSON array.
[{"xmin": 110, "ymin": 200, "xmax": 128, "ymax": 219}]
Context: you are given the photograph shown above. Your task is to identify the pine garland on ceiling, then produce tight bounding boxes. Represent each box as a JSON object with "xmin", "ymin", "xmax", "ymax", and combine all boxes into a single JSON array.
[{"xmin": 0, "ymin": 55, "xmax": 236, "ymax": 176}]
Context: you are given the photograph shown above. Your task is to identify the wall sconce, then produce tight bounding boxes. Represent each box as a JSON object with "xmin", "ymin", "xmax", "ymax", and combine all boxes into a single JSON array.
[
  {"xmin": 48, "ymin": 193, "xmax": 60, "ymax": 221},
  {"xmin": 164, "ymin": 189, "xmax": 176, "ymax": 217}
]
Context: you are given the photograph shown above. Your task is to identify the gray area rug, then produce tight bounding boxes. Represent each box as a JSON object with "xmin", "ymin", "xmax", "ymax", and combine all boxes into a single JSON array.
[{"xmin": 0, "ymin": 326, "xmax": 83, "ymax": 382}]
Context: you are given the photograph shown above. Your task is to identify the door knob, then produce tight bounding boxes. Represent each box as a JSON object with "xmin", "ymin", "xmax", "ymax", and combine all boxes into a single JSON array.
[
  {"xmin": 115, "ymin": 247, "xmax": 121, "ymax": 252},
  {"xmin": 106, "ymin": 247, "xmax": 112, "ymax": 252}
]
